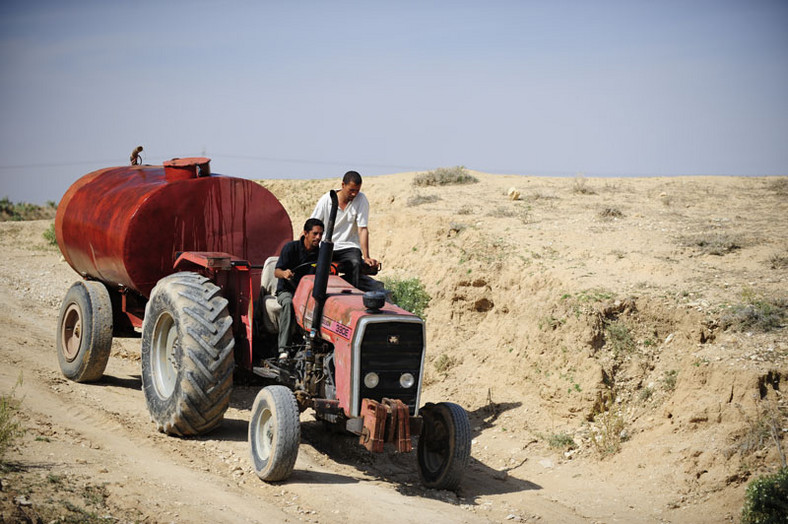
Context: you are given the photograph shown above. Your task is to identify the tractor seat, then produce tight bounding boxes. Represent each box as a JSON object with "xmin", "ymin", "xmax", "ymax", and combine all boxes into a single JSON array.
[{"xmin": 256, "ymin": 256, "xmax": 281, "ymax": 334}]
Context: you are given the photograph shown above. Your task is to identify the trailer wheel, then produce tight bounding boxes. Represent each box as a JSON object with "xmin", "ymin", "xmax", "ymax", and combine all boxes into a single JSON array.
[
  {"xmin": 249, "ymin": 385, "xmax": 300, "ymax": 482},
  {"xmin": 417, "ymin": 402, "xmax": 471, "ymax": 491},
  {"xmin": 141, "ymin": 272, "xmax": 234, "ymax": 436},
  {"xmin": 56, "ymin": 280, "xmax": 113, "ymax": 382}
]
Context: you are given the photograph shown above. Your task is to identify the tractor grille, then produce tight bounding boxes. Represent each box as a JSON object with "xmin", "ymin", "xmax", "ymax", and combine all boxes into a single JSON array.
[{"xmin": 359, "ymin": 321, "xmax": 424, "ymax": 415}]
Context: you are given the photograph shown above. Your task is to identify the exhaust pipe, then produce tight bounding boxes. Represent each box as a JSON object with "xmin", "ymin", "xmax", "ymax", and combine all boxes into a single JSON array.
[{"xmin": 309, "ymin": 190, "xmax": 338, "ymax": 344}]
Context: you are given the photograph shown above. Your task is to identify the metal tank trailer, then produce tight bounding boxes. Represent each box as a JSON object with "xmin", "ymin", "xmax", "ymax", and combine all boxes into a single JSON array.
[{"xmin": 55, "ymin": 155, "xmax": 471, "ymax": 489}]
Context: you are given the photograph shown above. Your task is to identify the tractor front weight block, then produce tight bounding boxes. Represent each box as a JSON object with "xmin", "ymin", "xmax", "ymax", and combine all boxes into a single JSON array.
[{"xmin": 355, "ymin": 398, "xmax": 420, "ymax": 453}]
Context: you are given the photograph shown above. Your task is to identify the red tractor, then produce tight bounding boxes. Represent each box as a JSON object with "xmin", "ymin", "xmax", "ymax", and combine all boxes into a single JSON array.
[{"xmin": 55, "ymin": 156, "xmax": 471, "ymax": 490}]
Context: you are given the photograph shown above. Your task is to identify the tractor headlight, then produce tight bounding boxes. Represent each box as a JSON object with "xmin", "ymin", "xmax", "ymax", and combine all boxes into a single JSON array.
[
  {"xmin": 399, "ymin": 372, "xmax": 415, "ymax": 389},
  {"xmin": 364, "ymin": 372, "xmax": 380, "ymax": 389}
]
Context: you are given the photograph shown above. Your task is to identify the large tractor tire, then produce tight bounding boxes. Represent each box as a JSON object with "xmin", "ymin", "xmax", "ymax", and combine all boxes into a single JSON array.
[
  {"xmin": 141, "ymin": 272, "xmax": 234, "ymax": 436},
  {"xmin": 56, "ymin": 280, "xmax": 113, "ymax": 382},
  {"xmin": 417, "ymin": 402, "xmax": 472, "ymax": 491},
  {"xmin": 249, "ymin": 385, "xmax": 301, "ymax": 482}
]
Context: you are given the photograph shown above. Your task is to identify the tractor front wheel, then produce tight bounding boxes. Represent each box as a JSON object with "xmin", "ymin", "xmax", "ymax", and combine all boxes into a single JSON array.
[
  {"xmin": 249, "ymin": 385, "xmax": 300, "ymax": 482},
  {"xmin": 417, "ymin": 402, "xmax": 471, "ymax": 491},
  {"xmin": 141, "ymin": 272, "xmax": 234, "ymax": 436},
  {"xmin": 56, "ymin": 280, "xmax": 113, "ymax": 382}
]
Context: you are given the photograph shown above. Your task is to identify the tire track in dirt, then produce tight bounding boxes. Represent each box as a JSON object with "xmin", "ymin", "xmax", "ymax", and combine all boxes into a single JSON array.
[{"xmin": 1, "ymin": 283, "xmax": 500, "ymax": 523}]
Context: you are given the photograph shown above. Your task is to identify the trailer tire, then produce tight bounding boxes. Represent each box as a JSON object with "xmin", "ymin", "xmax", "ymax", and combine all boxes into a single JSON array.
[
  {"xmin": 141, "ymin": 272, "xmax": 234, "ymax": 436},
  {"xmin": 249, "ymin": 385, "xmax": 300, "ymax": 482},
  {"xmin": 57, "ymin": 280, "xmax": 114, "ymax": 382},
  {"xmin": 417, "ymin": 402, "xmax": 471, "ymax": 491}
]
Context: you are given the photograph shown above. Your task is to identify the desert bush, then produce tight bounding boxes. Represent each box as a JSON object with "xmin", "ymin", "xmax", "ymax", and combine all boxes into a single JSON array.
[
  {"xmin": 598, "ymin": 207, "xmax": 623, "ymax": 219},
  {"xmin": 543, "ymin": 431, "xmax": 577, "ymax": 450},
  {"xmin": 639, "ymin": 386, "xmax": 654, "ymax": 402},
  {"xmin": 572, "ymin": 176, "xmax": 596, "ymax": 195},
  {"xmin": 741, "ymin": 467, "xmax": 788, "ymax": 524},
  {"xmin": 680, "ymin": 232, "xmax": 743, "ymax": 255},
  {"xmin": 448, "ymin": 222, "xmax": 467, "ymax": 236},
  {"xmin": 413, "ymin": 166, "xmax": 478, "ymax": 187},
  {"xmin": 591, "ymin": 409, "xmax": 626, "ymax": 456},
  {"xmin": 406, "ymin": 194, "xmax": 440, "ymax": 207},
  {"xmin": 381, "ymin": 276, "xmax": 431, "ymax": 318},
  {"xmin": 767, "ymin": 177, "xmax": 788, "ymax": 196},
  {"xmin": 487, "ymin": 204, "xmax": 532, "ymax": 224},
  {"xmin": 662, "ymin": 370, "xmax": 678, "ymax": 392},
  {"xmin": 43, "ymin": 222, "xmax": 58, "ymax": 246},
  {"xmin": 769, "ymin": 252, "xmax": 788, "ymax": 270},
  {"xmin": 1, "ymin": 377, "xmax": 24, "ymax": 465},
  {"xmin": 720, "ymin": 295, "xmax": 787, "ymax": 333},
  {"xmin": 0, "ymin": 197, "xmax": 57, "ymax": 221},
  {"xmin": 735, "ymin": 396, "xmax": 787, "ymax": 460},
  {"xmin": 433, "ymin": 353, "xmax": 459, "ymax": 374},
  {"xmin": 605, "ymin": 319, "xmax": 636, "ymax": 356},
  {"xmin": 457, "ymin": 204, "xmax": 474, "ymax": 215}
]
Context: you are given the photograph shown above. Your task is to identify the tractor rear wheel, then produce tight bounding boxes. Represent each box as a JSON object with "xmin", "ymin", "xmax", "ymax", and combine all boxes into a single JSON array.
[
  {"xmin": 249, "ymin": 385, "xmax": 301, "ymax": 482},
  {"xmin": 417, "ymin": 402, "xmax": 471, "ymax": 491},
  {"xmin": 56, "ymin": 280, "xmax": 113, "ymax": 382},
  {"xmin": 141, "ymin": 272, "xmax": 234, "ymax": 436}
]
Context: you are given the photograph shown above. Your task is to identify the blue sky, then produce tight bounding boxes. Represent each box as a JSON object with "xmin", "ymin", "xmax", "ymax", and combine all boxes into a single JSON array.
[{"xmin": 1, "ymin": 0, "xmax": 787, "ymax": 203}]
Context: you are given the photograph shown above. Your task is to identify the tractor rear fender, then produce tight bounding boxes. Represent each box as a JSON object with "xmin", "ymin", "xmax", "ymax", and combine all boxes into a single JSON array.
[{"xmin": 172, "ymin": 251, "xmax": 259, "ymax": 371}]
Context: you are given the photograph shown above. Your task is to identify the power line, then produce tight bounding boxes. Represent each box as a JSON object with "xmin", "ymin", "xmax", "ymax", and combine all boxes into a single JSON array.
[
  {"xmin": 0, "ymin": 159, "xmax": 119, "ymax": 170},
  {"xmin": 209, "ymin": 153, "xmax": 424, "ymax": 172}
]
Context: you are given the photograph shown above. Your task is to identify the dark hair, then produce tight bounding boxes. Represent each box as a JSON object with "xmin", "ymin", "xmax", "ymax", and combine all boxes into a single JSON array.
[
  {"xmin": 342, "ymin": 170, "xmax": 362, "ymax": 185},
  {"xmin": 303, "ymin": 217, "xmax": 324, "ymax": 233}
]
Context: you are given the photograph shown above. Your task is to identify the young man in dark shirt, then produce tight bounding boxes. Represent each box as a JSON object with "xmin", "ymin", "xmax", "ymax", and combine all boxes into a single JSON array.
[{"xmin": 274, "ymin": 218, "xmax": 324, "ymax": 359}]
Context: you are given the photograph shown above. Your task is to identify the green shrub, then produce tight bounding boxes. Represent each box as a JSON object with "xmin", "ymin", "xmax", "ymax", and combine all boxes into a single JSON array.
[
  {"xmin": 381, "ymin": 276, "xmax": 431, "ymax": 317},
  {"xmin": 0, "ymin": 197, "xmax": 57, "ymax": 221},
  {"xmin": 741, "ymin": 468, "xmax": 788, "ymax": 524},
  {"xmin": 605, "ymin": 319, "xmax": 636, "ymax": 356},
  {"xmin": 413, "ymin": 166, "xmax": 478, "ymax": 187},
  {"xmin": 545, "ymin": 432, "xmax": 577, "ymax": 450},
  {"xmin": 662, "ymin": 369, "xmax": 678, "ymax": 392},
  {"xmin": 43, "ymin": 222, "xmax": 58, "ymax": 246}
]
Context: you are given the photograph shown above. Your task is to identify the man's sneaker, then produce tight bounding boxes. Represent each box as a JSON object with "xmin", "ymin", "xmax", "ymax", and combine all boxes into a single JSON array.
[{"xmin": 278, "ymin": 351, "xmax": 288, "ymax": 360}]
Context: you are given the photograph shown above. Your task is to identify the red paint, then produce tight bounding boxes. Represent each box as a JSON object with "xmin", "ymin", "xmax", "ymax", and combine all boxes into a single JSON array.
[
  {"xmin": 294, "ymin": 274, "xmax": 416, "ymax": 417},
  {"xmin": 55, "ymin": 158, "xmax": 292, "ymax": 298}
]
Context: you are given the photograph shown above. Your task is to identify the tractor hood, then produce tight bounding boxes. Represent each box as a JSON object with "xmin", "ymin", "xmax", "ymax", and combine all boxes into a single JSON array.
[{"xmin": 294, "ymin": 274, "xmax": 419, "ymax": 346}]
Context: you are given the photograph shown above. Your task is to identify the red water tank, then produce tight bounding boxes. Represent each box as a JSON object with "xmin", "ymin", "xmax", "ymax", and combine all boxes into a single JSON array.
[{"xmin": 55, "ymin": 157, "xmax": 293, "ymax": 297}]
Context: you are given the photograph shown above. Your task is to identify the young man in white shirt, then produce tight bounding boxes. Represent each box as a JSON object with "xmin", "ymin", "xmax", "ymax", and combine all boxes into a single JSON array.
[{"xmin": 310, "ymin": 170, "xmax": 378, "ymax": 288}]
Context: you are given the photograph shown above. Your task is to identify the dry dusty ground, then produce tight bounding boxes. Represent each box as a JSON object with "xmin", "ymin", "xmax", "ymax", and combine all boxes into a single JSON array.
[{"xmin": 1, "ymin": 172, "xmax": 786, "ymax": 523}]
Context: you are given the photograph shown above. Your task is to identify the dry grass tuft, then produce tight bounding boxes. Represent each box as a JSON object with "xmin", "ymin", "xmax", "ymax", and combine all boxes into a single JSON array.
[
  {"xmin": 598, "ymin": 208, "xmax": 624, "ymax": 220},
  {"xmin": 769, "ymin": 252, "xmax": 788, "ymax": 270},
  {"xmin": 573, "ymin": 176, "xmax": 596, "ymax": 195},
  {"xmin": 680, "ymin": 232, "xmax": 744, "ymax": 255},
  {"xmin": 720, "ymin": 294, "xmax": 787, "ymax": 333},
  {"xmin": 406, "ymin": 194, "xmax": 440, "ymax": 207}
]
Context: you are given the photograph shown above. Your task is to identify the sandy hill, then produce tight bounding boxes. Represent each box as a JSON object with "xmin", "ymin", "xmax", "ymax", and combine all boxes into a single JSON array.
[
  {"xmin": 0, "ymin": 170, "xmax": 785, "ymax": 523},
  {"xmin": 262, "ymin": 171, "xmax": 788, "ymax": 519}
]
